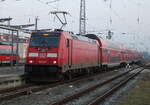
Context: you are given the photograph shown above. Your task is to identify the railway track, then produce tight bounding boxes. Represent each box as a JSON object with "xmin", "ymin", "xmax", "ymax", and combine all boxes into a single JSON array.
[
  {"xmin": 0, "ymin": 64, "xmax": 143, "ymax": 103},
  {"xmin": 48, "ymin": 66, "xmax": 144, "ymax": 105},
  {"xmin": 0, "ymin": 68, "xmax": 118, "ymax": 101}
]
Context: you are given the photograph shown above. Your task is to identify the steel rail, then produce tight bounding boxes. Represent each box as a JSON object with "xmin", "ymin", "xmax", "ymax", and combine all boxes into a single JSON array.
[{"xmin": 0, "ymin": 84, "xmax": 33, "ymax": 94}]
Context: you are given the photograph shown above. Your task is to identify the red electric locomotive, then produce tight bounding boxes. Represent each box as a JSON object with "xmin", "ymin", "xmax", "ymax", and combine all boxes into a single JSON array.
[
  {"xmin": 25, "ymin": 30, "xmax": 100, "ymax": 81},
  {"xmin": 25, "ymin": 30, "xmax": 142, "ymax": 82}
]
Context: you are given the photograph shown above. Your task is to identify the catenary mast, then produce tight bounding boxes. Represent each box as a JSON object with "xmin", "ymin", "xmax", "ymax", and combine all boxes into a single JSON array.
[{"xmin": 79, "ymin": 0, "xmax": 86, "ymax": 35}]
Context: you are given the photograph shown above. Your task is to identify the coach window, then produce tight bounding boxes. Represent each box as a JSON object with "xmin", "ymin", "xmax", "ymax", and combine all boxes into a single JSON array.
[{"xmin": 66, "ymin": 39, "xmax": 69, "ymax": 48}]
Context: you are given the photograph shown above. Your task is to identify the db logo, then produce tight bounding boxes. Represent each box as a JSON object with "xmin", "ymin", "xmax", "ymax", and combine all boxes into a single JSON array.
[{"xmin": 39, "ymin": 53, "xmax": 47, "ymax": 58}]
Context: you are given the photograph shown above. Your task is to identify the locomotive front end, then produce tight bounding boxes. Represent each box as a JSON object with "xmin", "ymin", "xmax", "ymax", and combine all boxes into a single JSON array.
[{"xmin": 25, "ymin": 32, "xmax": 61, "ymax": 82}]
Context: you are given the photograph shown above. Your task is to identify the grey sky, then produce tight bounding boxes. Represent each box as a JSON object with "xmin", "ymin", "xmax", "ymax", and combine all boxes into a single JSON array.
[{"xmin": 0, "ymin": 0, "xmax": 150, "ymax": 52}]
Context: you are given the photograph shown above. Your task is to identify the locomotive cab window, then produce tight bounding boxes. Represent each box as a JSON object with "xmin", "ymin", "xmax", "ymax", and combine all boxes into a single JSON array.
[
  {"xmin": 29, "ymin": 33, "xmax": 60, "ymax": 47},
  {"xmin": 66, "ymin": 39, "xmax": 69, "ymax": 48}
]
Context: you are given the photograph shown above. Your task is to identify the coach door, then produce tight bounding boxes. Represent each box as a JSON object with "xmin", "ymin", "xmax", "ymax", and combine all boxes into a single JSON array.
[
  {"xmin": 66, "ymin": 39, "xmax": 72, "ymax": 67},
  {"xmin": 98, "ymin": 46, "xmax": 101, "ymax": 67}
]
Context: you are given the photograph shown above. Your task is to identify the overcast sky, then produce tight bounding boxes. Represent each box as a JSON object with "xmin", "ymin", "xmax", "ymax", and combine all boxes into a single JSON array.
[{"xmin": 0, "ymin": 0, "xmax": 150, "ymax": 53}]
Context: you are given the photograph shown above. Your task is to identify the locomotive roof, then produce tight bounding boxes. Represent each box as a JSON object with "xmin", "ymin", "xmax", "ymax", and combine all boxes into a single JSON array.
[
  {"xmin": 31, "ymin": 30, "xmax": 96, "ymax": 43},
  {"xmin": 70, "ymin": 34, "xmax": 97, "ymax": 43},
  {"xmin": 31, "ymin": 29, "xmax": 71, "ymax": 34},
  {"xmin": 32, "ymin": 31, "xmax": 61, "ymax": 34}
]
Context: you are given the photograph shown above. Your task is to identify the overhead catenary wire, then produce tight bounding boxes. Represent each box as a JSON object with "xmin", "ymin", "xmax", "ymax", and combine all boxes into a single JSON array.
[
  {"xmin": 46, "ymin": 0, "xmax": 61, "ymax": 4},
  {"xmin": 36, "ymin": 0, "xmax": 61, "ymax": 10}
]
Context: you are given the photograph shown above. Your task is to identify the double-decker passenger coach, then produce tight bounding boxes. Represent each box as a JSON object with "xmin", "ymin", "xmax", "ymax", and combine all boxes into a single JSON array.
[{"xmin": 0, "ymin": 42, "xmax": 18, "ymax": 65}]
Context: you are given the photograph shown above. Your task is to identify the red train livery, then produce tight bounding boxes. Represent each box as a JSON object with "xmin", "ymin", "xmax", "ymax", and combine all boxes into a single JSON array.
[
  {"xmin": 25, "ymin": 29, "xmax": 142, "ymax": 81},
  {"xmin": 0, "ymin": 42, "xmax": 18, "ymax": 65}
]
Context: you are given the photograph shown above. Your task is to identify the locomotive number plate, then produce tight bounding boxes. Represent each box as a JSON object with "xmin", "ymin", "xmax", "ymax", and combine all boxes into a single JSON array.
[{"xmin": 39, "ymin": 53, "xmax": 47, "ymax": 58}]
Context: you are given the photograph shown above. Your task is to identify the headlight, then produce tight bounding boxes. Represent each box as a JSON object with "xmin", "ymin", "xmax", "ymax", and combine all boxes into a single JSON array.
[
  {"xmin": 29, "ymin": 60, "xmax": 33, "ymax": 63},
  {"xmin": 53, "ymin": 60, "xmax": 57, "ymax": 64}
]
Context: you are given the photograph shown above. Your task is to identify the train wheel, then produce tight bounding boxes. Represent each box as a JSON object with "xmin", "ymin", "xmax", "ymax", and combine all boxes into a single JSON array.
[
  {"xmin": 68, "ymin": 73, "xmax": 72, "ymax": 80},
  {"xmin": 58, "ymin": 74, "xmax": 65, "ymax": 81}
]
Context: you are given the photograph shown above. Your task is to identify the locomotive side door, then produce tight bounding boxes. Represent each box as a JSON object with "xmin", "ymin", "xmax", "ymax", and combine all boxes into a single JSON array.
[{"xmin": 66, "ymin": 39, "xmax": 72, "ymax": 68}]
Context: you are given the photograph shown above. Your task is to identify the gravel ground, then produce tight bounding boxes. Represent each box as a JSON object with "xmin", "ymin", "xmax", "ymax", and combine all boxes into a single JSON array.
[
  {"xmin": 0, "ymin": 66, "xmax": 24, "ymax": 76},
  {"xmin": 100, "ymin": 68, "xmax": 150, "ymax": 105},
  {"xmin": 0, "ymin": 67, "xmax": 131, "ymax": 105}
]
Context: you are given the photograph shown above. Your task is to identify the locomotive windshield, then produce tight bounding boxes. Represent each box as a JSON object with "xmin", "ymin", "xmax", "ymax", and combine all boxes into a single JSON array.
[{"xmin": 29, "ymin": 33, "xmax": 60, "ymax": 47}]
